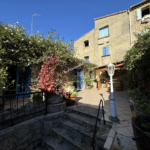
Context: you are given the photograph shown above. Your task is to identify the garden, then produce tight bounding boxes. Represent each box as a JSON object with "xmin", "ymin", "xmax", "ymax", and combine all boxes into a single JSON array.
[{"xmin": 0, "ymin": 21, "xmax": 97, "ymax": 115}]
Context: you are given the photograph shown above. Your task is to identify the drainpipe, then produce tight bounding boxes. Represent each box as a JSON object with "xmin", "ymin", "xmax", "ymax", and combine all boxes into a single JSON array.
[{"xmin": 127, "ymin": 9, "xmax": 132, "ymax": 48}]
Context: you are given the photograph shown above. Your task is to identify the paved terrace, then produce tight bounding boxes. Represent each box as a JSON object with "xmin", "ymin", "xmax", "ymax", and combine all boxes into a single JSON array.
[{"xmin": 76, "ymin": 88, "xmax": 137, "ymax": 150}]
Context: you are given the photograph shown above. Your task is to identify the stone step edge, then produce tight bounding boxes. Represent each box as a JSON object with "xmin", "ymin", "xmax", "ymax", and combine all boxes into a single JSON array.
[
  {"xmin": 103, "ymin": 129, "xmax": 116, "ymax": 150},
  {"xmin": 60, "ymin": 119, "xmax": 94, "ymax": 140},
  {"xmin": 61, "ymin": 119, "xmax": 110, "ymax": 148},
  {"xmin": 43, "ymin": 136, "xmax": 71, "ymax": 150},
  {"xmin": 66, "ymin": 113, "xmax": 100, "ymax": 129},
  {"xmin": 66, "ymin": 109, "xmax": 113, "ymax": 128},
  {"xmin": 66, "ymin": 108, "xmax": 102, "ymax": 120},
  {"xmin": 52, "ymin": 127, "xmax": 89, "ymax": 150}
]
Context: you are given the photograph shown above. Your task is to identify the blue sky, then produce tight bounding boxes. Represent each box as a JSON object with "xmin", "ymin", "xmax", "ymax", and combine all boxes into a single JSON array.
[{"xmin": 0, "ymin": 0, "xmax": 141, "ymax": 42}]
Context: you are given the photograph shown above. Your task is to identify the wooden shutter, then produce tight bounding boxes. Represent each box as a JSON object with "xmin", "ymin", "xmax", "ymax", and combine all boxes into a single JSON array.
[
  {"xmin": 136, "ymin": 9, "xmax": 141, "ymax": 20},
  {"xmin": 106, "ymin": 46, "xmax": 109, "ymax": 55}
]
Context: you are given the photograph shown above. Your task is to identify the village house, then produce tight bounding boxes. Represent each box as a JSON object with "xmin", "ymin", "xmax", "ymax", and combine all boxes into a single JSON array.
[{"xmin": 74, "ymin": 0, "xmax": 150, "ymax": 91}]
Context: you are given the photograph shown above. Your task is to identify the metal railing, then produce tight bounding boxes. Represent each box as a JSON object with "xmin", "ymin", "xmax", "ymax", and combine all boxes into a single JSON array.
[
  {"xmin": 0, "ymin": 92, "xmax": 47, "ymax": 129},
  {"xmin": 91, "ymin": 99, "xmax": 105, "ymax": 150}
]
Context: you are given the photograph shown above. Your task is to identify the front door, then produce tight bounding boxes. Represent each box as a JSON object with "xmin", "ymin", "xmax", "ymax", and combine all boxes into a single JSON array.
[
  {"xmin": 77, "ymin": 69, "xmax": 83, "ymax": 89},
  {"xmin": 16, "ymin": 65, "xmax": 31, "ymax": 98}
]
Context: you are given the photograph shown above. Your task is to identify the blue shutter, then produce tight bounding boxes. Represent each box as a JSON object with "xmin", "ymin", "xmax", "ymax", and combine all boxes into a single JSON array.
[
  {"xmin": 103, "ymin": 47, "xmax": 106, "ymax": 56},
  {"xmin": 87, "ymin": 57, "xmax": 89, "ymax": 62},
  {"xmin": 85, "ymin": 57, "xmax": 89, "ymax": 62},
  {"xmin": 136, "ymin": 9, "xmax": 141, "ymax": 20},
  {"xmin": 106, "ymin": 46, "xmax": 109, "ymax": 55}
]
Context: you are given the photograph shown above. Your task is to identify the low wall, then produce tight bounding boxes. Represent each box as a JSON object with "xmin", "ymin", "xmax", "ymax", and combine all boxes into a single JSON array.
[{"xmin": 0, "ymin": 105, "xmax": 65, "ymax": 150}]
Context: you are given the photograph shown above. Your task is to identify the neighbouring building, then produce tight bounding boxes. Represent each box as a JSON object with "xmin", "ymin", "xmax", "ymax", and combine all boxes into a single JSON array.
[{"xmin": 74, "ymin": 0, "xmax": 150, "ymax": 90}]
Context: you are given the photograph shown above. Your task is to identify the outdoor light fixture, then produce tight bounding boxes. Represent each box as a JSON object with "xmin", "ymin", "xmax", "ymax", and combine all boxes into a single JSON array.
[{"xmin": 107, "ymin": 62, "xmax": 119, "ymax": 122}]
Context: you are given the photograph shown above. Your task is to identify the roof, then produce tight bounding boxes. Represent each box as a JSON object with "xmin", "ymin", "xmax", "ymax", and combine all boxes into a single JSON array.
[
  {"xmin": 94, "ymin": 10, "xmax": 127, "ymax": 21},
  {"xmin": 130, "ymin": 0, "xmax": 149, "ymax": 10},
  {"xmin": 74, "ymin": 28, "xmax": 94, "ymax": 43},
  {"xmin": 95, "ymin": 61, "xmax": 123, "ymax": 70}
]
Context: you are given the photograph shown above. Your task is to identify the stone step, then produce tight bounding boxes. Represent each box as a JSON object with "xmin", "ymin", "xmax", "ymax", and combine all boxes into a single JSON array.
[
  {"xmin": 66, "ymin": 112, "xmax": 101, "ymax": 131},
  {"xmin": 67, "ymin": 106, "xmax": 104, "ymax": 120},
  {"xmin": 52, "ymin": 126, "xmax": 92, "ymax": 150},
  {"xmin": 67, "ymin": 106, "xmax": 112, "ymax": 127},
  {"xmin": 61, "ymin": 119, "xmax": 110, "ymax": 147},
  {"xmin": 61, "ymin": 119, "xmax": 99, "ymax": 141},
  {"xmin": 43, "ymin": 135, "xmax": 72, "ymax": 150}
]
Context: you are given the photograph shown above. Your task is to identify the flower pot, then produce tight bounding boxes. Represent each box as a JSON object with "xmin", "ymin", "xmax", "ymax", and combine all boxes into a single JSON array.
[
  {"xmin": 132, "ymin": 117, "xmax": 150, "ymax": 150},
  {"xmin": 70, "ymin": 95, "xmax": 76, "ymax": 101},
  {"xmin": 47, "ymin": 93, "xmax": 63, "ymax": 104}
]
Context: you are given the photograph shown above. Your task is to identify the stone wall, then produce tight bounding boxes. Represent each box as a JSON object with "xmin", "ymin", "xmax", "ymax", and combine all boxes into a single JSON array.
[
  {"xmin": 0, "ymin": 111, "xmax": 64, "ymax": 150},
  {"xmin": 94, "ymin": 11, "xmax": 130, "ymax": 67},
  {"xmin": 130, "ymin": 1, "xmax": 150, "ymax": 46},
  {"xmin": 74, "ymin": 29, "xmax": 95, "ymax": 64}
]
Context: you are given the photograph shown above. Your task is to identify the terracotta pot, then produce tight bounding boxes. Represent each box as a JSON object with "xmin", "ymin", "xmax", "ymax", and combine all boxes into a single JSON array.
[{"xmin": 70, "ymin": 95, "xmax": 76, "ymax": 101}]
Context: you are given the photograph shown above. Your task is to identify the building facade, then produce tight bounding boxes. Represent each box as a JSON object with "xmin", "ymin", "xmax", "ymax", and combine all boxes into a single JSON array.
[{"xmin": 74, "ymin": 0, "xmax": 150, "ymax": 90}]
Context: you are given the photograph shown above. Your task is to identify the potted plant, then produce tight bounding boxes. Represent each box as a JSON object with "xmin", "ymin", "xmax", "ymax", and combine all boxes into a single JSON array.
[
  {"xmin": 70, "ymin": 91, "xmax": 78, "ymax": 101},
  {"xmin": 84, "ymin": 76, "xmax": 93, "ymax": 89},
  {"xmin": 32, "ymin": 93, "xmax": 43, "ymax": 105},
  {"xmin": 125, "ymin": 88, "xmax": 150, "ymax": 150}
]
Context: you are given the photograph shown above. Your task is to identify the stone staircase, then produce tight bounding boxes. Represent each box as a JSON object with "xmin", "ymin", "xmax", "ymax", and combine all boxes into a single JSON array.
[{"xmin": 42, "ymin": 106, "xmax": 112, "ymax": 150}]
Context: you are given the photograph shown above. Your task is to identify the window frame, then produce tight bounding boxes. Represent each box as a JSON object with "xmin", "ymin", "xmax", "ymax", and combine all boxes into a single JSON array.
[
  {"xmin": 102, "ymin": 46, "xmax": 109, "ymax": 57},
  {"xmin": 99, "ymin": 26, "xmax": 109, "ymax": 38},
  {"xmin": 142, "ymin": 6, "xmax": 150, "ymax": 17}
]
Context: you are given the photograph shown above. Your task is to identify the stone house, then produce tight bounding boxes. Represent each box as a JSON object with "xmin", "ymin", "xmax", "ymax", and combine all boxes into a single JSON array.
[
  {"xmin": 74, "ymin": 0, "xmax": 150, "ymax": 90},
  {"xmin": 129, "ymin": 0, "xmax": 150, "ymax": 45}
]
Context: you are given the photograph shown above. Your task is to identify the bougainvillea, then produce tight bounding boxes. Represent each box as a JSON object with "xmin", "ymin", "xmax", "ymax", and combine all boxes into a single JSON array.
[{"xmin": 38, "ymin": 55, "xmax": 59, "ymax": 94}]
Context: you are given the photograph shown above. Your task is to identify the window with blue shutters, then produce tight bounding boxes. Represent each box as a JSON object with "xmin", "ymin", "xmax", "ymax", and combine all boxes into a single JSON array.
[
  {"xmin": 102, "ymin": 46, "xmax": 109, "ymax": 56},
  {"xmin": 85, "ymin": 56, "xmax": 89, "ymax": 62},
  {"xmin": 99, "ymin": 26, "xmax": 109, "ymax": 38}
]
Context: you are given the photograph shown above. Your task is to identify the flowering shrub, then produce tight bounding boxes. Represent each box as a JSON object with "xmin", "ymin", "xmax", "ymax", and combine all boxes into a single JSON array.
[{"xmin": 38, "ymin": 55, "xmax": 60, "ymax": 94}]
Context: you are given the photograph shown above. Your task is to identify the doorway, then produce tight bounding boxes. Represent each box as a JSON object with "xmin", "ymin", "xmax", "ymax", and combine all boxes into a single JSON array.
[{"xmin": 73, "ymin": 69, "xmax": 83, "ymax": 89}]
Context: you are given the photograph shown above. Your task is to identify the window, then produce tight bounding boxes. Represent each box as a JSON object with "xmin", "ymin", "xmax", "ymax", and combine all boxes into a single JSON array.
[
  {"xmin": 142, "ymin": 7, "xmax": 150, "ymax": 17},
  {"xmin": 84, "ymin": 40, "xmax": 89, "ymax": 47},
  {"xmin": 102, "ymin": 46, "xmax": 109, "ymax": 56},
  {"xmin": 85, "ymin": 56, "xmax": 89, "ymax": 62},
  {"xmin": 136, "ymin": 7, "xmax": 150, "ymax": 21},
  {"xmin": 99, "ymin": 26, "xmax": 109, "ymax": 38}
]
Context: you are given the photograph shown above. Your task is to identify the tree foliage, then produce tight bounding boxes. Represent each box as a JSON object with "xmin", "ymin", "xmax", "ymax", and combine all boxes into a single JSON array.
[
  {"xmin": 0, "ymin": 22, "xmax": 97, "ymax": 92},
  {"xmin": 124, "ymin": 27, "xmax": 150, "ymax": 91}
]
